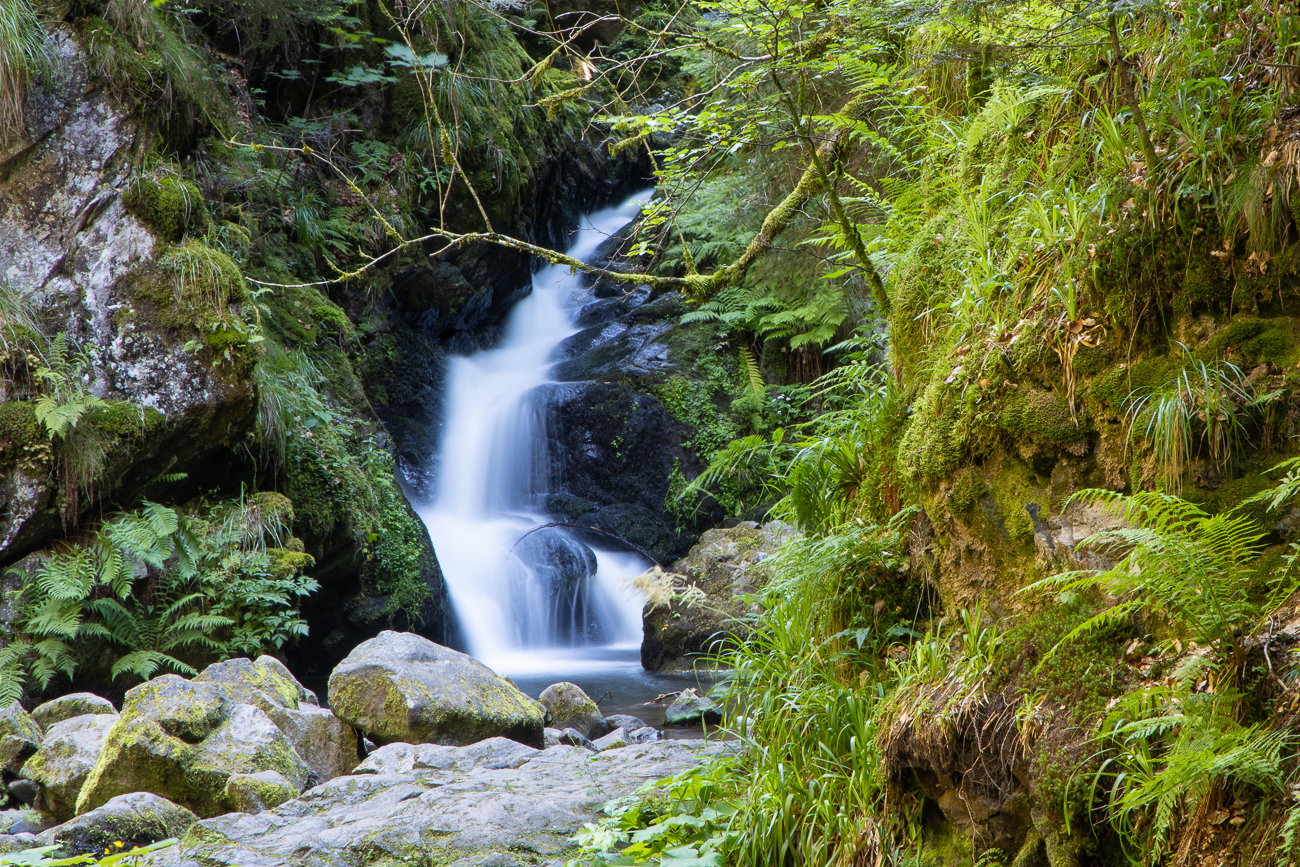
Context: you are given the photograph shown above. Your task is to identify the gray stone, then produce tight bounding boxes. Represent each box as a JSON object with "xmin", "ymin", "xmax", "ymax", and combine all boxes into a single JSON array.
[
  {"xmin": 557, "ymin": 728, "xmax": 596, "ymax": 751},
  {"xmin": 0, "ymin": 809, "xmax": 50, "ymax": 835},
  {"xmin": 7, "ymin": 780, "xmax": 37, "ymax": 806},
  {"xmin": 0, "ymin": 703, "xmax": 42, "ymax": 773},
  {"xmin": 327, "ymin": 631, "xmax": 544, "ymax": 748},
  {"xmin": 592, "ymin": 727, "xmax": 629, "ymax": 751},
  {"xmin": 20, "ymin": 713, "xmax": 116, "ymax": 818},
  {"xmin": 627, "ymin": 727, "xmax": 662, "ymax": 744},
  {"xmin": 263, "ymin": 704, "xmax": 359, "ymax": 783},
  {"xmin": 166, "ymin": 739, "xmax": 729, "ymax": 866},
  {"xmin": 537, "ymin": 682, "xmax": 606, "ymax": 739},
  {"xmin": 223, "ymin": 771, "xmax": 298, "ymax": 815},
  {"xmin": 30, "ymin": 694, "xmax": 117, "ymax": 730},
  {"xmin": 542, "ymin": 727, "xmax": 563, "ymax": 748},
  {"xmin": 664, "ymin": 689, "xmax": 724, "ymax": 726},
  {"xmin": 194, "ymin": 657, "xmax": 317, "ymax": 713},
  {"xmin": 48, "ymin": 792, "xmax": 196, "ymax": 857},
  {"xmin": 605, "ymin": 714, "xmax": 650, "ymax": 731},
  {"xmin": 76, "ymin": 676, "xmax": 310, "ymax": 818}
]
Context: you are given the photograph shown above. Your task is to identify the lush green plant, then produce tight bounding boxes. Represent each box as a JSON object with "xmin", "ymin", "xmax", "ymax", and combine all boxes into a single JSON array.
[
  {"xmin": 0, "ymin": 497, "xmax": 317, "ymax": 703},
  {"xmin": 0, "ymin": 0, "xmax": 46, "ymax": 139},
  {"xmin": 0, "ymin": 839, "xmax": 176, "ymax": 865}
]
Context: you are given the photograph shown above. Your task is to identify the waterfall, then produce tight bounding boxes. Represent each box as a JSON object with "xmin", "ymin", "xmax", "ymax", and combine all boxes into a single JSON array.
[{"xmin": 417, "ymin": 193, "xmax": 651, "ymax": 671}]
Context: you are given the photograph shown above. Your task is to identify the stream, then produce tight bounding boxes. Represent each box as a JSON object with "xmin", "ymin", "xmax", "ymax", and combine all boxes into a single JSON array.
[{"xmin": 416, "ymin": 192, "xmax": 716, "ymax": 734}]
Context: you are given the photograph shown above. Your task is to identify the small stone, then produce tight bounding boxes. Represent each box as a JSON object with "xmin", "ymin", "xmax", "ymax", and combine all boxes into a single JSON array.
[
  {"xmin": 0, "ymin": 704, "xmax": 42, "ymax": 773},
  {"xmin": 592, "ymin": 727, "xmax": 629, "ymax": 751},
  {"xmin": 0, "ymin": 809, "xmax": 48, "ymax": 836},
  {"xmin": 538, "ymin": 682, "xmax": 606, "ymax": 740},
  {"xmin": 7, "ymin": 780, "xmax": 37, "ymax": 806},
  {"xmin": 604, "ymin": 714, "xmax": 650, "ymax": 731},
  {"xmin": 557, "ymin": 728, "xmax": 596, "ymax": 751},
  {"xmin": 627, "ymin": 727, "xmax": 661, "ymax": 744},
  {"xmin": 224, "ymin": 770, "xmax": 299, "ymax": 814},
  {"xmin": 543, "ymin": 728, "xmax": 563, "ymax": 748},
  {"xmin": 30, "ymin": 694, "xmax": 116, "ymax": 730},
  {"xmin": 664, "ymin": 689, "xmax": 723, "ymax": 727}
]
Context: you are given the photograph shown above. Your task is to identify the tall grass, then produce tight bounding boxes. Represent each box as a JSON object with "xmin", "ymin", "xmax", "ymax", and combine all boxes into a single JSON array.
[{"xmin": 0, "ymin": 0, "xmax": 47, "ymax": 139}]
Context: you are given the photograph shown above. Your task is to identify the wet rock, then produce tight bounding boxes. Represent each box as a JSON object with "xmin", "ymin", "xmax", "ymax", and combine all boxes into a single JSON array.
[
  {"xmin": 0, "ymin": 703, "xmax": 42, "ymax": 774},
  {"xmin": 627, "ymin": 726, "xmax": 661, "ymax": 744},
  {"xmin": 46, "ymin": 792, "xmax": 196, "ymax": 857},
  {"xmin": 30, "ymin": 694, "xmax": 116, "ymax": 730},
  {"xmin": 516, "ymin": 532, "xmax": 603, "ymax": 643},
  {"xmin": 592, "ymin": 728, "xmax": 629, "ymax": 751},
  {"xmin": 76, "ymin": 676, "xmax": 309, "ymax": 818},
  {"xmin": 21, "ymin": 713, "xmax": 116, "ymax": 819},
  {"xmin": 642, "ymin": 521, "xmax": 794, "ymax": 672},
  {"xmin": 327, "ymin": 631, "xmax": 544, "ymax": 748},
  {"xmin": 664, "ymin": 689, "xmax": 724, "ymax": 727},
  {"xmin": 538, "ymin": 682, "xmax": 606, "ymax": 739},
  {"xmin": 223, "ymin": 771, "xmax": 298, "ymax": 815},
  {"xmin": 604, "ymin": 714, "xmax": 649, "ymax": 731},
  {"xmin": 168, "ymin": 739, "xmax": 728, "ymax": 866}
]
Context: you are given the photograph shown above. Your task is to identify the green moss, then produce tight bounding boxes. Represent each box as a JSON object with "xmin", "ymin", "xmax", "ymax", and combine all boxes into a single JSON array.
[
  {"xmin": 949, "ymin": 469, "xmax": 987, "ymax": 520},
  {"xmin": 1202, "ymin": 317, "xmax": 1297, "ymax": 367},
  {"xmin": 124, "ymin": 175, "xmax": 211, "ymax": 242},
  {"xmin": 311, "ymin": 303, "xmax": 356, "ymax": 344},
  {"xmin": 266, "ymin": 548, "xmax": 315, "ymax": 580},
  {"xmin": 1184, "ymin": 472, "xmax": 1274, "ymax": 531},
  {"xmin": 0, "ymin": 401, "xmax": 40, "ymax": 451},
  {"xmin": 997, "ymin": 388, "xmax": 1084, "ymax": 445},
  {"xmin": 89, "ymin": 401, "xmax": 166, "ymax": 441},
  {"xmin": 1088, "ymin": 354, "xmax": 1182, "ymax": 413}
]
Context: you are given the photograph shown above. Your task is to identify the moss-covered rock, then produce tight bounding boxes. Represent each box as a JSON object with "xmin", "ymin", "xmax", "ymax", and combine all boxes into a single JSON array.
[
  {"xmin": 537, "ymin": 682, "xmax": 605, "ymax": 740},
  {"xmin": 52, "ymin": 791, "xmax": 196, "ymax": 857},
  {"xmin": 192, "ymin": 656, "xmax": 317, "ymax": 713},
  {"xmin": 223, "ymin": 770, "xmax": 298, "ymax": 814},
  {"xmin": 327, "ymin": 631, "xmax": 544, "ymax": 748},
  {"xmin": 0, "ymin": 702, "xmax": 43, "ymax": 774},
  {"xmin": 123, "ymin": 175, "xmax": 211, "ymax": 242},
  {"xmin": 30, "ymin": 694, "xmax": 116, "ymax": 730},
  {"xmin": 20, "ymin": 713, "xmax": 116, "ymax": 819},
  {"xmin": 75, "ymin": 676, "xmax": 309, "ymax": 818}
]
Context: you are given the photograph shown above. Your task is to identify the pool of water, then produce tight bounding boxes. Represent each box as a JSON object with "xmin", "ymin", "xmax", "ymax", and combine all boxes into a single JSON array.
[{"xmin": 491, "ymin": 644, "xmax": 729, "ymax": 739}]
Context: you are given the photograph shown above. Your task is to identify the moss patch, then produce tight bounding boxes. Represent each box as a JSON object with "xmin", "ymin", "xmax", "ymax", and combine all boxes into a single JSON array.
[{"xmin": 124, "ymin": 175, "xmax": 211, "ymax": 242}]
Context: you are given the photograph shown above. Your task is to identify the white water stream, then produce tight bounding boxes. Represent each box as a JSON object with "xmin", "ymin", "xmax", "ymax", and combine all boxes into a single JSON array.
[{"xmin": 416, "ymin": 193, "xmax": 652, "ymax": 676}]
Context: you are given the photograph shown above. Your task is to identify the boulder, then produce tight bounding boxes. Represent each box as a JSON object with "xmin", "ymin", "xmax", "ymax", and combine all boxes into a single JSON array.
[
  {"xmin": 223, "ymin": 771, "xmax": 298, "ymax": 815},
  {"xmin": 0, "ymin": 703, "xmax": 42, "ymax": 774},
  {"xmin": 169, "ymin": 739, "xmax": 728, "ymax": 866},
  {"xmin": 327, "ymin": 632, "xmax": 544, "ymax": 748},
  {"xmin": 263, "ymin": 704, "xmax": 360, "ymax": 783},
  {"xmin": 557, "ymin": 728, "xmax": 596, "ymax": 751},
  {"xmin": 642, "ymin": 521, "xmax": 794, "ymax": 671},
  {"xmin": 30, "ymin": 694, "xmax": 116, "ymax": 730},
  {"xmin": 543, "ymin": 727, "xmax": 563, "ymax": 747},
  {"xmin": 7, "ymin": 780, "xmax": 37, "ymax": 806},
  {"xmin": 592, "ymin": 728, "xmax": 629, "ymax": 751},
  {"xmin": 20, "ymin": 713, "xmax": 117, "ymax": 819},
  {"xmin": 46, "ymin": 792, "xmax": 195, "ymax": 857},
  {"xmin": 537, "ymin": 682, "xmax": 605, "ymax": 739},
  {"xmin": 664, "ymin": 689, "xmax": 724, "ymax": 727},
  {"xmin": 76, "ymin": 676, "xmax": 310, "ymax": 818},
  {"xmin": 193, "ymin": 656, "xmax": 317, "ymax": 712}
]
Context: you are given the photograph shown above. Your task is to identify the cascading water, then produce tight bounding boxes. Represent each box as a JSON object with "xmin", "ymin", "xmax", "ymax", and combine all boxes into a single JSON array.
[{"xmin": 417, "ymin": 193, "xmax": 652, "ymax": 676}]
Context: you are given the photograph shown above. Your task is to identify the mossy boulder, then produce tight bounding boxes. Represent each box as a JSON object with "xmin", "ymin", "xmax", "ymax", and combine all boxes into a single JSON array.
[
  {"xmin": 537, "ymin": 682, "xmax": 606, "ymax": 740},
  {"xmin": 20, "ymin": 713, "xmax": 117, "ymax": 819},
  {"xmin": 223, "ymin": 770, "xmax": 298, "ymax": 814},
  {"xmin": 122, "ymin": 175, "xmax": 211, "ymax": 242},
  {"xmin": 75, "ymin": 676, "xmax": 310, "ymax": 818},
  {"xmin": 327, "ymin": 632, "xmax": 545, "ymax": 748},
  {"xmin": 0, "ymin": 703, "xmax": 43, "ymax": 774},
  {"xmin": 49, "ymin": 792, "xmax": 196, "ymax": 857},
  {"xmin": 30, "ymin": 694, "xmax": 116, "ymax": 731},
  {"xmin": 263, "ymin": 704, "xmax": 360, "ymax": 783},
  {"xmin": 642, "ymin": 521, "xmax": 793, "ymax": 672},
  {"xmin": 663, "ymin": 689, "xmax": 723, "ymax": 727},
  {"xmin": 192, "ymin": 656, "xmax": 318, "ymax": 713}
]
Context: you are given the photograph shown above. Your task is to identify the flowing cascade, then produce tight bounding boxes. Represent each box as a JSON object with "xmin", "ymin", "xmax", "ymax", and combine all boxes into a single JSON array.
[{"xmin": 418, "ymin": 194, "xmax": 650, "ymax": 671}]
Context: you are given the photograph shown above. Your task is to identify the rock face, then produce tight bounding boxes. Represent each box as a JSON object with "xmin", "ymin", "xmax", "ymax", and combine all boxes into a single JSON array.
[
  {"xmin": 166, "ymin": 738, "xmax": 729, "ymax": 866},
  {"xmin": 537, "ymin": 682, "xmax": 605, "ymax": 740},
  {"xmin": 642, "ymin": 521, "xmax": 794, "ymax": 671},
  {"xmin": 328, "ymin": 632, "xmax": 544, "ymax": 748},
  {"xmin": 30, "ymin": 695, "xmax": 116, "ymax": 730},
  {"xmin": 46, "ymin": 792, "xmax": 196, "ymax": 857},
  {"xmin": 76, "ymin": 676, "xmax": 310, "ymax": 818},
  {"xmin": 21, "ymin": 713, "xmax": 117, "ymax": 819}
]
